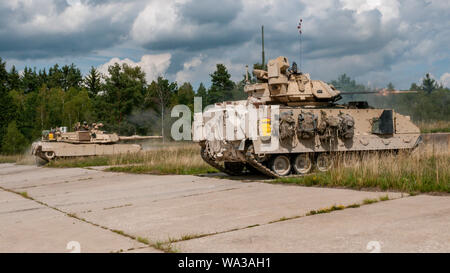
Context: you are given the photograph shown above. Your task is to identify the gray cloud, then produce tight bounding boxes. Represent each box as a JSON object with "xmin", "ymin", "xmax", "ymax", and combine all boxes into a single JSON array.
[
  {"xmin": 180, "ymin": 0, "xmax": 242, "ymax": 25},
  {"xmin": 0, "ymin": 0, "xmax": 144, "ymax": 59},
  {"xmin": 1, "ymin": 0, "xmax": 449, "ymax": 90},
  {"xmin": 131, "ymin": 0, "xmax": 251, "ymax": 52}
]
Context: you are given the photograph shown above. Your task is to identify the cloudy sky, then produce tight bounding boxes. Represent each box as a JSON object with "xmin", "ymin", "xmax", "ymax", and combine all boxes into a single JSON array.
[{"xmin": 1, "ymin": 0, "xmax": 449, "ymax": 89}]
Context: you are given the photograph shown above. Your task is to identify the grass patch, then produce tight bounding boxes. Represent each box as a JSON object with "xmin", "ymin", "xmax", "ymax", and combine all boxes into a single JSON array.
[
  {"xmin": 346, "ymin": 203, "xmax": 361, "ymax": 208},
  {"xmin": 47, "ymin": 143, "xmax": 219, "ymax": 175},
  {"xmin": 306, "ymin": 204, "xmax": 345, "ymax": 216},
  {"xmin": 0, "ymin": 155, "xmax": 22, "ymax": 163},
  {"xmin": 47, "ymin": 156, "xmax": 110, "ymax": 168},
  {"xmin": 0, "ymin": 154, "xmax": 38, "ymax": 165},
  {"xmin": 275, "ymin": 146, "xmax": 450, "ymax": 193},
  {"xmin": 106, "ymin": 165, "xmax": 217, "ymax": 175},
  {"xmin": 152, "ymin": 241, "xmax": 178, "ymax": 253},
  {"xmin": 111, "ymin": 229, "xmax": 126, "ymax": 236},
  {"xmin": 20, "ymin": 191, "xmax": 30, "ymax": 199},
  {"xmin": 67, "ymin": 212, "xmax": 78, "ymax": 218},
  {"xmin": 137, "ymin": 237, "xmax": 149, "ymax": 245},
  {"xmin": 179, "ymin": 234, "xmax": 205, "ymax": 241},
  {"xmin": 379, "ymin": 195, "xmax": 390, "ymax": 201},
  {"xmin": 363, "ymin": 198, "xmax": 378, "ymax": 205},
  {"xmin": 268, "ymin": 216, "xmax": 301, "ymax": 224}
]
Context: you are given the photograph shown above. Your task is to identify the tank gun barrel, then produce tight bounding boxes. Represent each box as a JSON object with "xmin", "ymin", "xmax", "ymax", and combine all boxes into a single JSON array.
[{"xmin": 118, "ymin": 135, "xmax": 163, "ymax": 141}]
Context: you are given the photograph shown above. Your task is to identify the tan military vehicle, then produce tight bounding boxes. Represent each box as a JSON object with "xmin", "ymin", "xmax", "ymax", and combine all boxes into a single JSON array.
[
  {"xmin": 31, "ymin": 122, "xmax": 161, "ymax": 162},
  {"xmin": 194, "ymin": 56, "xmax": 421, "ymax": 178}
]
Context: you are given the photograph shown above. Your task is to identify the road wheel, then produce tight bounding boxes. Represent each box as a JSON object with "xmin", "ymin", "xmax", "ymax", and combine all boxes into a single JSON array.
[
  {"xmin": 293, "ymin": 153, "xmax": 313, "ymax": 174},
  {"xmin": 316, "ymin": 153, "xmax": 333, "ymax": 172},
  {"xmin": 45, "ymin": 151, "xmax": 55, "ymax": 161},
  {"xmin": 270, "ymin": 155, "xmax": 291, "ymax": 176}
]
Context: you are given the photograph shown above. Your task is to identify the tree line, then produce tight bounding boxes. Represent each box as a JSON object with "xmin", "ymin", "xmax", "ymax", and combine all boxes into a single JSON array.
[
  {"xmin": 0, "ymin": 58, "xmax": 247, "ymax": 154},
  {"xmin": 0, "ymin": 56, "xmax": 448, "ymax": 154}
]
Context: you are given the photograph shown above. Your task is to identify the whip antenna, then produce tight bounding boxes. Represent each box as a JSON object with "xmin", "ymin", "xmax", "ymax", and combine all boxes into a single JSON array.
[
  {"xmin": 261, "ymin": 25, "xmax": 265, "ymax": 68},
  {"xmin": 297, "ymin": 18, "xmax": 303, "ymax": 70}
]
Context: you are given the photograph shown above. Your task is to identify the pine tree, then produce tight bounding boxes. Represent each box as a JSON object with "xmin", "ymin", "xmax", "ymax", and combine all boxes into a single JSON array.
[
  {"xmin": 176, "ymin": 82, "xmax": 195, "ymax": 110},
  {"xmin": 208, "ymin": 64, "xmax": 235, "ymax": 104},
  {"xmin": 38, "ymin": 68, "xmax": 48, "ymax": 88},
  {"xmin": 196, "ymin": 83, "xmax": 208, "ymax": 109},
  {"xmin": 21, "ymin": 67, "xmax": 40, "ymax": 93},
  {"xmin": 421, "ymin": 73, "xmax": 438, "ymax": 94},
  {"xmin": 84, "ymin": 66, "xmax": 102, "ymax": 98},
  {"xmin": 48, "ymin": 64, "xmax": 63, "ymax": 89},
  {"xmin": 61, "ymin": 64, "xmax": 82, "ymax": 91},
  {"xmin": 8, "ymin": 65, "xmax": 21, "ymax": 91},
  {"xmin": 0, "ymin": 57, "xmax": 9, "ymax": 91}
]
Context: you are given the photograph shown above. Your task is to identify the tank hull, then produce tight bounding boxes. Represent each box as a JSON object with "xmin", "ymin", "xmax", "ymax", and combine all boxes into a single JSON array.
[{"xmin": 31, "ymin": 141, "xmax": 142, "ymax": 162}]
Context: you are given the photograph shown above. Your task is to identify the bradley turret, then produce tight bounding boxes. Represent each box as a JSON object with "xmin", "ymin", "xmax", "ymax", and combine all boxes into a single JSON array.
[{"xmin": 245, "ymin": 56, "xmax": 341, "ymax": 106}]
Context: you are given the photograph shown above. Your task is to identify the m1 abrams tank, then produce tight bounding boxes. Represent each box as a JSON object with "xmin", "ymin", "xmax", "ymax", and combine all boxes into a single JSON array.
[
  {"xmin": 31, "ymin": 122, "xmax": 162, "ymax": 162},
  {"xmin": 193, "ymin": 56, "xmax": 422, "ymax": 178}
]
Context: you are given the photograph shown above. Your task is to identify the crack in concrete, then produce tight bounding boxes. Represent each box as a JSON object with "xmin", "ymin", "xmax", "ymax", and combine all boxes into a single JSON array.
[
  {"xmin": 150, "ymin": 186, "xmax": 242, "ymax": 203},
  {"xmin": 11, "ymin": 180, "xmax": 73, "ymax": 190},
  {"xmin": 0, "ymin": 207, "xmax": 45, "ymax": 215},
  {"xmin": 156, "ymin": 193, "xmax": 411, "ymax": 248},
  {"xmin": 49, "ymin": 187, "xmax": 241, "ymax": 208}
]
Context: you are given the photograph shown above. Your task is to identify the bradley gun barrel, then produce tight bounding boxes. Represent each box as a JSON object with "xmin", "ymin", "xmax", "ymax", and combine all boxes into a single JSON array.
[{"xmin": 340, "ymin": 89, "xmax": 419, "ymax": 95}]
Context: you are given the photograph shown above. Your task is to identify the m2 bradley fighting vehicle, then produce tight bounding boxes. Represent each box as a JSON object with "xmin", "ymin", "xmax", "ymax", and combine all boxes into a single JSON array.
[
  {"xmin": 193, "ymin": 56, "xmax": 422, "ymax": 178},
  {"xmin": 32, "ymin": 122, "xmax": 162, "ymax": 162}
]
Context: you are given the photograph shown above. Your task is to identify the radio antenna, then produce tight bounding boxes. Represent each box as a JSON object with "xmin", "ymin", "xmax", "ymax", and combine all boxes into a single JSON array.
[{"xmin": 297, "ymin": 18, "xmax": 303, "ymax": 70}]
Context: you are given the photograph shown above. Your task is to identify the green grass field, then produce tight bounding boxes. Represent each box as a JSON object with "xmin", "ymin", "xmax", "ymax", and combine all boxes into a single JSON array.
[
  {"xmin": 418, "ymin": 120, "xmax": 450, "ymax": 133},
  {"xmin": 47, "ymin": 143, "xmax": 218, "ymax": 175}
]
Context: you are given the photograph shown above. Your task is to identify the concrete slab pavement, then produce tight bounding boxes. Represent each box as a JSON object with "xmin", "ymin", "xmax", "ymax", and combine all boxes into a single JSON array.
[
  {"xmin": 2, "ymin": 163, "xmax": 447, "ymax": 253},
  {"xmin": 173, "ymin": 195, "xmax": 450, "ymax": 253},
  {"xmin": 0, "ymin": 188, "xmax": 151, "ymax": 253},
  {"xmin": 1, "ymin": 165, "xmax": 403, "ymax": 243}
]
